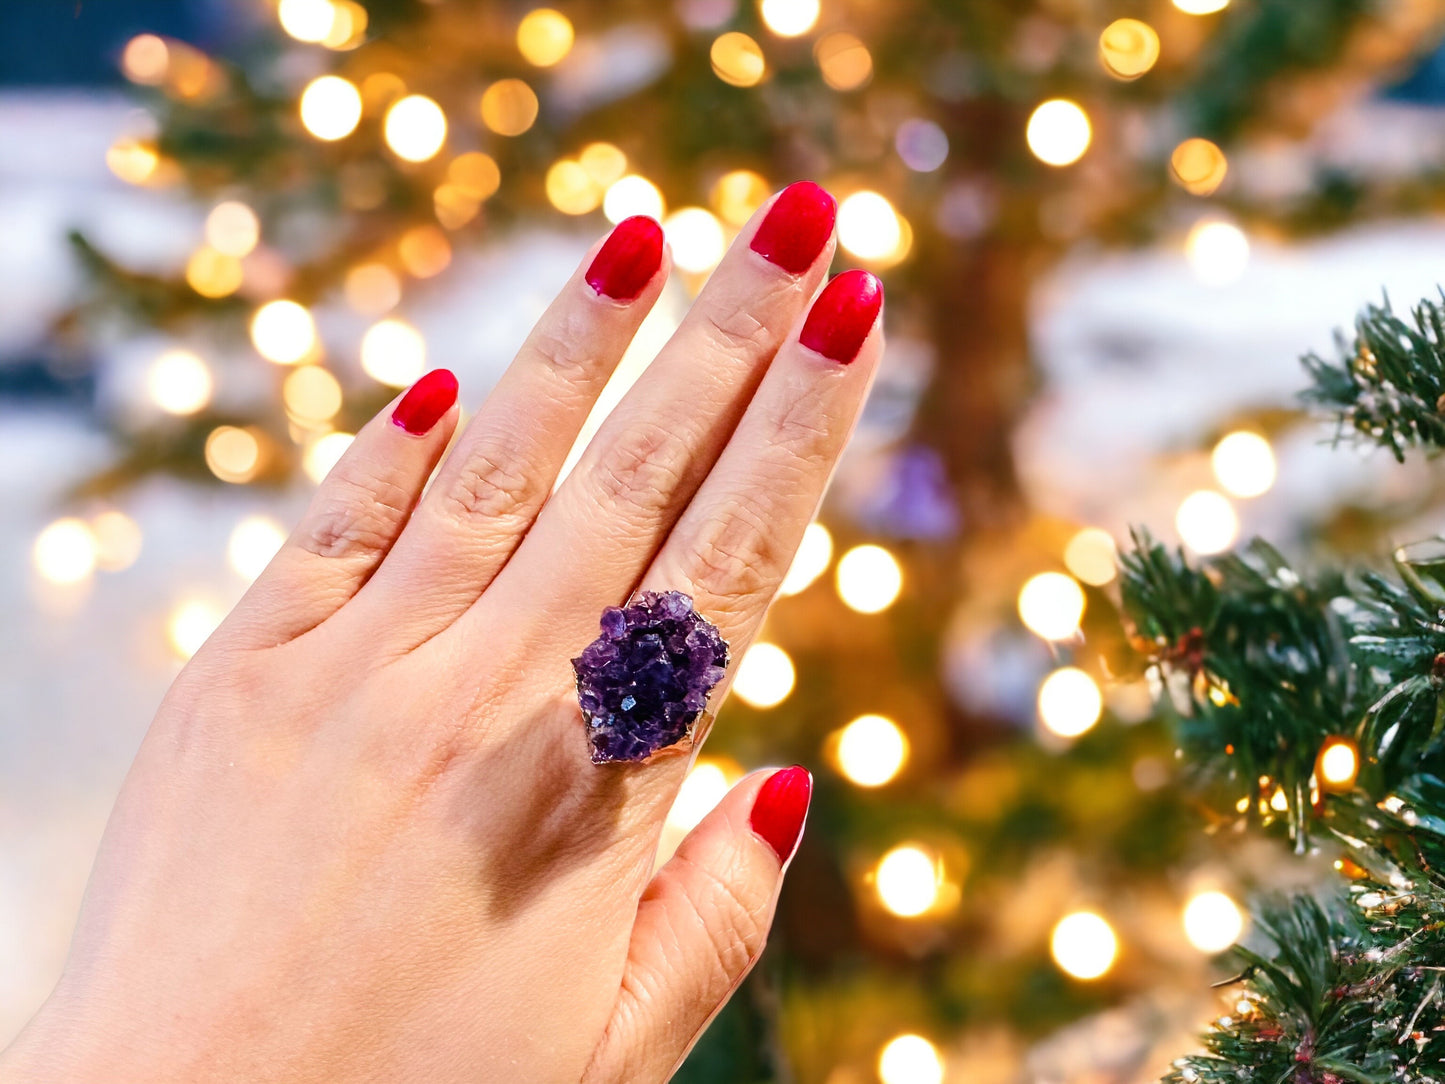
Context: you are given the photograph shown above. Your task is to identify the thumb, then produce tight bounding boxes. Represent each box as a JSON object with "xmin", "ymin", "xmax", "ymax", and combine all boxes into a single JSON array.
[{"xmin": 583, "ymin": 765, "xmax": 812, "ymax": 1084}]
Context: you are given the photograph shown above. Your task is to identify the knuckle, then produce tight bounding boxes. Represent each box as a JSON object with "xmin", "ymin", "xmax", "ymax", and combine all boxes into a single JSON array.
[
  {"xmin": 527, "ymin": 315, "xmax": 596, "ymax": 379},
  {"xmin": 298, "ymin": 474, "xmax": 409, "ymax": 560},
  {"xmin": 762, "ymin": 379, "xmax": 836, "ymax": 468},
  {"xmin": 685, "ymin": 501, "xmax": 780, "ymax": 606},
  {"xmin": 590, "ymin": 421, "xmax": 692, "ymax": 520},
  {"xmin": 441, "ymin": 446, "xmax": 539, "ymax": 526},
  {"xmin": 698, "ymin": 303, "xmax": 774, "ymax": 363},
  {"xmin": 682, "ymin": 854, "xmax": 769, "ymax": 982}
]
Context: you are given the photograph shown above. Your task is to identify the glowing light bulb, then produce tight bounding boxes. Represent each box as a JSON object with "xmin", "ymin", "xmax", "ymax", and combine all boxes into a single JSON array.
[
  {"xmin": 517, "ymin": 8, "xmax": 574, "ymax": 67},
  {"xmin": 836, "ymin": 543, "xmax": 902, "ymax": 614},
  {"xmin": 1017, "ymin": 571, "xmax": 1085, "ymax": 641},
  {"xmin": 815, "ymin": 32, "xmax": 872, "ymax": 91},
  {"xmin": 878, "ymin": 1034, "xmax": 945, "ymax": 1084},
  {"xmin": 228, "ymin": 515, "xmax": 287, "ymax": 582},
  {"xmin": 360, "ymin": 319, "xmax": 426, "ymax": 388},
  {"xmin": 711, "ymin": 170, "xmax": 770, "ymax": 227},
  {"xmin": 303, "ymin": 431, "xmax": 355, "ymax": 483},
  {"xmin": 875, "ymin": 844, "xmax": 940, "ymax": 917},
  {"xmin": 1173, "ymin": 0, "xmax": 1229, "ymax": 13},
  {"xmin": 1212, "ymin": 431, "xmax": 1276, "ymax": 498},
  {"xmin": 1064, "ymin": 528, "xmax": 1117, "ymax": 587},
  {"xmin": 33, "ymin": 518, "xmax": 99, "ymax": 585},
  {"xmin": 779, "ymin": 522, "xmax": 833, "ymax": 596},
  {"xmin": 250, "ymin": 301, "xmax": 317, "ymax": 365},
  {"xmin": 1051, "ymin": 911, "xmax": 1118, "ymax": 979},
  {"xmin": 321, "ymin": 0, "xmax": 367, "ymax": 49},
  {"xmin": 666, "ymin": 760, "xmax": 732, "ymax": 833},
  {"xmin": 147, "ymin": 349, "xmax": 213, "ymax": 416},
  {"xmin": 106, "ymin": 138, "xmax": 161, "ymax": 185},
  {"xmin": 1183, "ymin": 891, "xmax": 1244, "ymax": 952},
  {"xmin": 1319, "ymin": 737, "xmax": 1360, "ymax": 790},
  {"xmin": 1171, "ymin": 138, "xmax": 1229, "ymax": 197},
  {"xmin": 282, "ymin": 365, "xmax": 343, "ymax": 424},
  {"xmin": 398, "ymin": 225, "xmax": 452, "ymax": 279},
  {"xmin": 1026, "ymin": 99, "xmax": 1091, "ymax": 167},
  {"xmin": 580, "ymin": 143, "xmax": 628, "ymax": 187},
  {"xmin": 168, "ymin": 599, "xmax": 224, "ymax": 660},
  {"xmin": 663, "ymin": 208, "xmax": 726, "ymax": 274},
  {"xmin": 604, "ymin": 175, "xmax": 665, "ymax": 224},
  {"xmin": 838, "ymin": 191, "xmax": 903, "ymax": 261},
  {"xmin": 1098, "ymin": 19, "xmax": 1160, "ymax": 80},
  {"xmin": 759, "ymin": 0, "xmax": 820, "ymax": 37},
  {"xmin": 733, "ymin": 642, "xmax": 795, "ymax": 708},
  {"xmin": 91, "ymin": 510, "xmax": 143, "ymax": 571},
  {"xmin": 385, "ymin": 95, "xmax": 447, "ymax": 161},
  {"xmin": 1037, "ymin": 667, "xmax": 1103, "ymax": 739},
  {"xmin": 480, "ymin": 79, "xmax": 539, "ymax": 137},
  {"xmin": 122, "ymin": 34, "xmax": 170, "ymax": 85},
  {"xmin": 205, "ymin": 201, "xmax": 260, "ymax": 258},
  {"xmin": 449, "ymin": 152, "xmax": 501, "ymax": 200},
  {"xmin": 185, "ymin": 247, "xmax": 243, "ymax": 299},
  {"xmin": 278, "ymin": 0, "xmax": 338, "ymax": 43},
  {"xmin": 546, "ymin": 159, "xmax": 603, "ymax": 215},
  {"xmin": 205, "ymin": 426, "xmax": 262, "ymax": 484},
  {"xmin": 300, "ymin": 75, "xmax": 362, "ymax": 141},
  {"xmin": 835, "ymin": 714, "xmax": 908, "ymax": 787},
  {"xmin": 1175, "ymin": 490, "xmax": 1238, "ymax": 555},
  {"xmin": 345, "ymin": 263, "xmax": 401, "ymax": 315},
  {"xmin": 1185, "ymin": 219, "xmax": 1249, "ymax": 286},
  {"xmin": 711, "ymin": 32, "xmax": 766, "ymax": 87}
]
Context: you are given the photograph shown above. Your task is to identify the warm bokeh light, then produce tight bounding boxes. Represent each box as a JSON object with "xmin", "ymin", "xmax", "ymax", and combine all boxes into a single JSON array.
[
  {"xmin": 838, "ymin": 191, "xmax": 903, "ymax": 262},
  {"xmin": 1212, "ymin": 431, "xmax": 1276, "ymax": 498},
  {"xmin": 345, "ymin": 263, "xmax": 402, "ymax": 315},
  {"xmin": 663, "ymin": 207, "xmax": 726, "ymax": 273},
  {"xmin": 147, "ymin": 349, "xmax": 213, "ymax": 415},
  {"xmin": 604, "ymin": 175, "xmax": 665, "ymax": 224},
  {"xmin": 546, "ymin": 158, "xmax": 603, "ymax": 215},
  {"xmin": 321, "ymin": 0, "xmax": 368, "ymax": 49},
  {"xmin": 205, "ymin": 201, "xmax": 260, "ymax": 258},
  {"xmin": 733, "ymin": 642, "xmax": 795, "ymax": 709},
  {"xmin": 205, "ymin": 426, "xmax": 262, "ymax": 484},
  {"xmin": 480, "ymin": 79, "xmax": 540, "ymax": 136},
  {"xmin": 1026, "ymin": 99, "xmax": 1091, "ymax": 167},
  {"xmin": 106, "ymin": 138, "xmax": 161, "ymax": 185},
  {"xmin": 666, "ymin": 760, "xmax": 732, "ymax": 833},
  {"xmin": 1051, "ymin": 911, "xmax": 1118, "ymax": 979},
  {"xmin": 1171, "ymin": 138, "xmax": 1229, "ymax": 197},
  {"xmin": 878, "ymin": 1034, "xmax": 945, "ymax": 1084},
  {"xmin": 1173, "ymin": 0, "xmax": 1229, "ymax": 13},
  {"xmin": 185, "ymin": 247, "xmax": 244, "ymax": 299},
  {"xmin": 1183, "ymin": 890, "xmax": 1244, "ymax": 953},
  {"xmin": 1099, "ymin": 18, "xmax": 1160, "ymax": 80},
  {"xmin": 278, "ymin": 0, "xmax": 338, "ymax": 43},
  {"xmin": 1017, "ymin": 571, "xmax": 1085, "ymax": 641},
  {"xmin": 815, "ymin": 32, "xmax": 872, "ymax": 91},
  {"xmin": 711, "ymin": 32, "xmax": 766, "ymax": 87},
  {"xmin": 398, "ymin": 225, "xmax": 452, "ymax": 278},
  {"xmin": 303, "ymin": 431, "xmax": 355, "ymax": 483},
  {"xmin": 361, "ymin": 71, "xmax": 407, "ymax": 113},
  {"xmin": 1064, "ymin": 528, "xmax": 1118, "ymax": 586},
  {"xmin": 228, "ymin": 515, "xmax": 287, "ymax": 582},
  {"xmin": 779, "ymin": 521, "xmax": 833, "ymax": 596},
  {"xmin": 250, "ymin": 301, "xmax": 317, "ymax": 365},
  {"xmin": 449, "ymin": 152, "xmax": 502, "ymax": 200},
  {"xmin": 300, "ymin": 75, "xmax": 362, "ymax": 141},
  {"xmin": 283, "ymin": 365, "xmax": 343, "ymax": 424},
  {"xmin": 835, "ymin": 714, "xmax": 909, "ymax": 787},
  {"xmin": 361, "ymin": 318, "xmax": 427, "ymax": 387},
  {"xmin": 759, "ymin": 0, "xmax": 820, "ymax": 37},
  {"xmin": 711, "ymin": 169, "xmax": 771, "ymax": 227},
  {"xmin": 33, "ymin": 518, "xmax": 99, "ymax": 586},
  {"xmin": 434, "ymin": 184, "xmax": 481, "ymax": 230},
  {"xmin": 1185, "ymin": 219, "xmax": 1250, "ymax": 286},
  {"xmin": 875, "ymin": 844, "xmax": 940, "ymax": 917},
  {"xmin": 836, "ymin": 543, "xmax": 903, "ymax": 613},
  {"xmin": 1176, "ymin": 490, "xmax": 1238, "ymax": 555},
  {"xmin": 384, "ymin": 94, "xmax": 447, "ymax": 161},
  {"xmin": 122, "ymin": 34, "xmax": 170, "ymax": 85},
  {"xmin": 1319, "ymin": 737, "xmax": 1360, "ymax": 790},
  {"xmin": 1037, "ymin": 667, "xmax": 1103, "ymax": 738},
  {"xmin": 516, "ymin": 8, "xmax": 574, "ymax": 67},
  {"xmin": 91, "ymin": 510, "xmax": 143, "ymax": 572},
  {"xmin": 168, "ymin": 600, "xmax": 224, "ymax": 660},
  {"xmin": 579, "ymin": 142, "xmax": 628, "ymax": 187}
]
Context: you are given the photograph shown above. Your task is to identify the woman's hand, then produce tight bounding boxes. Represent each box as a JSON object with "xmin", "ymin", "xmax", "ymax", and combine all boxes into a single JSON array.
[{"xmin": 0, "ymin": 181, "xmax": 881, "ymax": 1084}]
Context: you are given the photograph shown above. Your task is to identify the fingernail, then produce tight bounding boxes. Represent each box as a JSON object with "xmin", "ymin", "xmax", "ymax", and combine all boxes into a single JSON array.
[
  {"xmin": 750, "ymin": 181, "xmax": 836, "ymax": 273},
  {"xmin": 799, "ymin": 269, "xmax": 883, "ymax": 364},
  {"xmin": 586, "ymin": 215, "xmax": 665, "ymax": 301},
  {"xmin": 750, "ymin": 765, "xmax": 812, "ymax": 864},
  {"xmin": 391, "ymin": 368, "xmax": 458, "ymax": 435}
]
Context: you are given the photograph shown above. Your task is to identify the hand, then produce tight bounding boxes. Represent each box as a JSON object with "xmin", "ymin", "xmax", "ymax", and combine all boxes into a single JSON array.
[{"xmin": 0, "ymin": 181, "xmax": 882, "ymax": 1084}]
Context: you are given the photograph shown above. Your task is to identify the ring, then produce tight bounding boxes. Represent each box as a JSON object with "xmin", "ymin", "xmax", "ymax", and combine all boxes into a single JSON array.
[{"xmin": 572, "ymin": 590, "xmax": 729, "ymax": 764}]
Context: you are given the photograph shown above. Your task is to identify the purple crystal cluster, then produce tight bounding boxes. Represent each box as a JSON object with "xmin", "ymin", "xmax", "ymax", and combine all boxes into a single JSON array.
[{"xmin": 572, "ymin": 590, "xmax": 729, "ymax": 764}]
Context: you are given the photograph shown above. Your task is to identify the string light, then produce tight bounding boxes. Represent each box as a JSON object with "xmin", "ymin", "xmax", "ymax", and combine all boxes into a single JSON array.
[
  {"xmin": 779, "ymin": 521, "xmax": 833, "ymax": 596},
  {"xmin": 836, "ymin": 543, "xmax": 903, "ymax": 613},
  {"xmin": 205, "ymin": 426, "xmax": 262, "ymax": 484},
  {"xmin": 360, "ymin": 319, "xmax": 426, "ymax": 387},
  {"xmin": 711, "ymin": 169, "xmax": 771, "ymax": 227},
  {"xmin": 398, "ymin": 225, "xmax": 452, "ymax": 278},
  {"xmin": 663, "ymin": 208, "xmax": 726, "ymax": 273},
  {"xmin": 185, "ymin": 247, "xmax": 244, "ymax": 299},
  {"xmin": 1099, "ymin": 19, "xmax": 1160, "ymax": 80},
  {"xmin": 733, "ymin": 642, "xmax": 795, "ymax": 708},
  {"xmin": 835, "ymin": 714, "xmax": 908, "ymax": 787},
  {"xmin": 250, "ymin": 301, "xmax": 317, "ymax": 365},
  {"xmin": 147, "ymin": 349, "xmax": 213, "ymax": 415},
  {"xmin": 875, "ymin": 844, "xmax": 940, "ymax": 917},
  {"xmin": 546, "ymin": 158, "xmax": 604, "ymax": 215},
  {"xmin": 91, "ymin": 510, "xmax": 143, "ymax": 572},
  {"xmin": 1026, "ymin": 99, "xmax": 1091, "ymax": 167},
  {"xmin": 1064, "ymin": 528, "xmax": 1117, "ymax": 586},
  {"xmin": 1319, "ymin": 737, "xmax": 1360, "ymax": 791},
  {"xmin": 32, "ymin": 518, "xmax": 99, "ymax": 585},
  {"xmin": 121, "ymin": 34, "xmax": 169, "ymax": 85},
  {"xmin": 205, "ymin": 201, "xmax": 260, "ymax": 258},
  {"xmin": 604, "ymin": 175, "xmax": 665, "ymax": 224},
  {"xmin": 517, "ymin": 9, "xmax": 574, "ymax": 67},
  {"xmin": 759, "ymin": 0, "xmax": 820, "ymax": 38},
  {"xmin": 433, "ymin": 185, "xmax": 480, "ymax": 230},
  {"xmin": 711, "ymin": 32, "xmax": 766, "ymax": 87},
  {"xmin": 345, "ymin": 264, "xmax": 401, "ymax": 315},
  {"xmin": 666, "ymin": 760, "xmax": 733, "ymax": 833},
  {"xmin": 579, "ymin": 142, "xmax": 628, "ymax": 187},
  {"xmin": 1171, "ymin": 138, "xmax": 1229, "ymax": 196},
  {"xmin": 1037, "ymin": 667, "xmax": 1103, "ymax": 738},
  {"xmin": 361, "ymin": 71, "xmax": 407, "ymax": 114},
  {"xmin": 449, "ymin": 152, "xmax": 502, "ymax": 200},
  {"xmin": 321, "ymin": 0, "xmax": 368, "ymax": 49},
  {"xmin": 278, "ymin": 0, "xmax": 338, "ymax": 43},
  {"xmin": 1173, "ymin": 0, "xmax": 1229, "ymax": 13},
  {"xmin": 480, "ymin": 79, "xmax": 539, "ymax": 137},
  {"xmin": 385, "ymin": 95, "xmax": 447, "ymax": 161},
  {"xmin": 815, "ymin": 32, "xmax": 872, "ymax": 90},
  {"xmin": 299, "ymin": 75, "xmax": 362, "ymax": 141},
  {"xmin": 167, "ymin": 600, "xmax": 224, "ymax": 660},
  {"xmin": 1017, "ymin": 571, "xmax": 1085, "ymax": 641},
  {"xmin": 106, "ymin": 138, "xmax": 160, "ymax": 185},
  {"xmin": 1183, "ymin": 890, "xmax": 1244, "ymax": 952},
  {"xmin": 303, "ymin": 432, "xmax": 354, "ymax": 483},
  {"xmin": 1175, "ymin": 490, "xmax": 1238, "ymax": 555},
  {"xmin": 282, "ymin": 365, "xmax": 343, "ymax": 424},
  {"xmin": 838, "ymin": 191, "xmax": 903, "ymax": 261},
  {"xmin": 877, "ymin": 1034, "xmax": 945, "ymax": 1084},
  {"xmin": 1051, "ymin": 911, "xmax": 1118, "ymax": 980},
  {"xmin": 228, "ymin": 515, "xmax": 287, "ymax": 582},
  {"xmin": 1211, "ymin": 431, "xmax": 1276, "ymax": 498},
  {"xmin": 1185, "ymin": 219, "xmax": 1249, "ymax": 286}
]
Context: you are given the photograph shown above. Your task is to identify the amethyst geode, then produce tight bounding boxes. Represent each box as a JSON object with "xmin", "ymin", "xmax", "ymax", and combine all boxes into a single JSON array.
[{"xmin": 572, "ymin": 590, "xmax": 729, "ymax": 764}]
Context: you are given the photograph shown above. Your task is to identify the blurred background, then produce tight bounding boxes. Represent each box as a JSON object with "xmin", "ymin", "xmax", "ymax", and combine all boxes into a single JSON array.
[{"xmin": 5, "ymin": 0, "xmax": 1445, "ymax": 1081}]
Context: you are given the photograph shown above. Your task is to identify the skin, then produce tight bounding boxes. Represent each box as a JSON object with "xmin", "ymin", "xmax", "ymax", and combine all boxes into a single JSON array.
[{"xmin": 0, "ymin": 185, "xmax": 882, "ymax": 1084}]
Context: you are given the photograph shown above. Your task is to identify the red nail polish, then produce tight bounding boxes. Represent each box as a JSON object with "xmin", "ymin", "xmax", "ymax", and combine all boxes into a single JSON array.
[
  {"xmin": 750, "ymin": 765, "xmax": 812, "ymax": 863},
  {"xmin": 586, "ymin": 216, "xmax": 665, "ymax": 301},
  {"xmin": 799, "ymin": 270, "xmax": 883, "ymax": 364},
  {"xmin": 391, "ymin": 368, "xmax": 458, "ymax": 435},
  {"xmin": 750, "ymin": 181, "xmax": 836, "ymax": 273}
]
